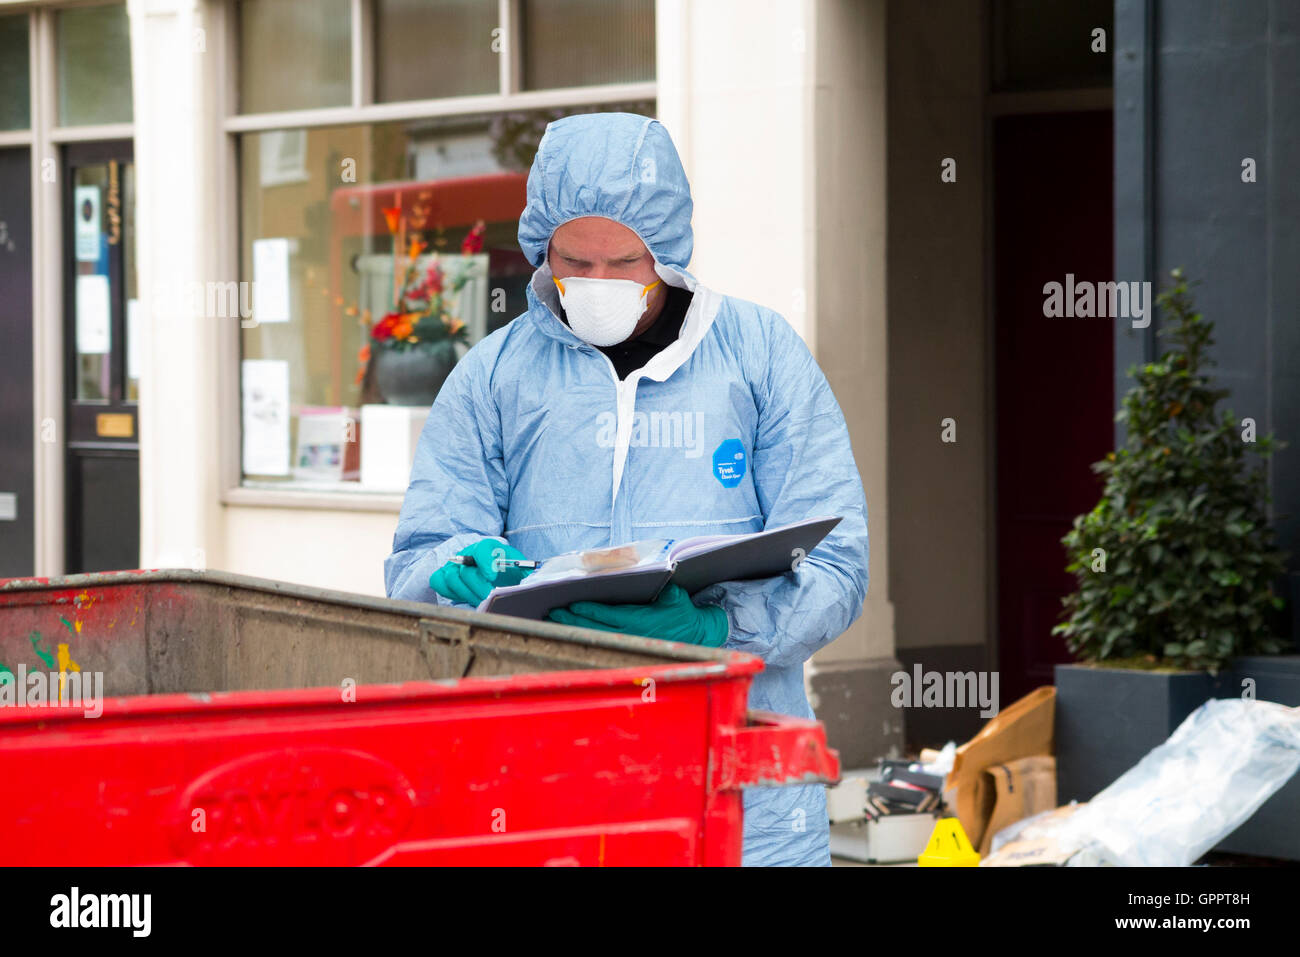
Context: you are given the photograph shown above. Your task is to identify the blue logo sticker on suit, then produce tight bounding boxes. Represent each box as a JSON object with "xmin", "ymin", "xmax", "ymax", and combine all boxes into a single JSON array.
[{"xmin": 712, "ymin": 438, "xmax": 747, "ymax": 488}]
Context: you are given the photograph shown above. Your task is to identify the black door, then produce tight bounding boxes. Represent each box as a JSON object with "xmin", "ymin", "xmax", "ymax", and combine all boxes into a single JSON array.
[
  {"xmin": 0, "ymin": 148, "xmax": 34, "ymax": 578},
  {"xmin": 64, "ymin": 141, "xmax": 140, "ymax": 573}
]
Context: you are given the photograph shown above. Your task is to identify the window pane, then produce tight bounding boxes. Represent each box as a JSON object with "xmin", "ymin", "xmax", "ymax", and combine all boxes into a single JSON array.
[
  {"xmin": 237, "ymin": 100, "xmax": 653, "ymax": 488},
  {"xmin": 521, "ymin": 0, "xmax": 654, "ymax": 90},
  {"xmin": 57, "ymin": 4, "xmax": 133, "ymax": 127},
  {"xmin": 0, "ymin": 14, "xmax": 30, "ymax": 131},
  {"xmin": 375, "ymin": 0, "xmax": 499, "ymax": 102},
  {"xmin": 239, "ymin": 0, "xmax": 351, "ymax": 114},
  {"xmin": 73, "ymin": 164, "xmax": 113, "ymax": 401}
]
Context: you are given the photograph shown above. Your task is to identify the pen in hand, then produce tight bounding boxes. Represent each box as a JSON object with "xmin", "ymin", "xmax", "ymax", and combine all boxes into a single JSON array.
[{"xmin": 448, "ymin": 555, "xmax": 540, "ymax": 570}]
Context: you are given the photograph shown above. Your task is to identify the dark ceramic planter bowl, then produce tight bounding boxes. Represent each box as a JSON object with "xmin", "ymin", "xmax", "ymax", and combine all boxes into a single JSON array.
[
  {"xmin": 1055, "ymin": 656, "xmax": 1300, "ymax": 860},
  {"xmin": 372, "ymin": 341, "xmax": 459, "ymax": 406}
]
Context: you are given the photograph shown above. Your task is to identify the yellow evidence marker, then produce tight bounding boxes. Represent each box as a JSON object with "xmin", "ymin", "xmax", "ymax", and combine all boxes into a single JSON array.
[{"xmin": 918, "ymin": 816, "xmax": 981, "ymax": 867}]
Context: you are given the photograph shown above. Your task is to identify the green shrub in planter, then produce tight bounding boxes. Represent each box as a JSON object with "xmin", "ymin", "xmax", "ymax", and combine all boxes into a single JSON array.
[{"xmin": 1052, "ymin": 269, "xmax": 1288, "ymax": 673}]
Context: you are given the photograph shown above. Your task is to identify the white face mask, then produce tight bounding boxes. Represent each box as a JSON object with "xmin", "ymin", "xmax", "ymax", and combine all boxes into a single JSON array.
[{"xmin": 554, "ymin": 276, "xmax": 662, "ymax": 347}]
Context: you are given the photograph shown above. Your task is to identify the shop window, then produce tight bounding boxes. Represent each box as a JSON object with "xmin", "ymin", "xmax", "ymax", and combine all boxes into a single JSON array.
[
  {"xmin": 237, "ymin": 102, "xmax": 654, "ymax": 491},
  {"xmin": 375, "ymin": 0, "xmax": 500, "ymax": 102},
  {"xmin": 521, "ymin": 0, "xmax": 655, "ymax": 91},
  {"xmin": 0, "ymin": 14, "xmax": 29, "ymax": 131},
  {"xmin": 238, "ymin": 0, "xmax": 352, "ymax": 114},
  {"xmin": 57, "ymin": 4, "xmax": 133, "ymax": 126}
]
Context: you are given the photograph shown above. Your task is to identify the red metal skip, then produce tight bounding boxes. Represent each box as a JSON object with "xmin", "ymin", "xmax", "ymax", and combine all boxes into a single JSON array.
[{"xmin": 0, "ymin": 571, "xmax": 840, "ymax": 866}]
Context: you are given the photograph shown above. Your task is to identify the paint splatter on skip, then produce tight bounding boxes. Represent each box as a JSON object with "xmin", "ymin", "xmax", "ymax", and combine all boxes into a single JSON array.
[
  {"xmin": 29, "ymin": 631, "xmax": 55, "ymax": 668},
  {"xmin": 21, "ymin": 631, "xmax": 82, "ymax": 702},
  {"xmin": 57, "ymin": 643, "xmax": 80, "ymax": 703}
]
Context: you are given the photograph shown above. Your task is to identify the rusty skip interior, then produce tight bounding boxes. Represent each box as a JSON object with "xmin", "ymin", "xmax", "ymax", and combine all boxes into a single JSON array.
[{"xmin": 0, "ymin": 570, "xmax": 728, "ymax": 698}]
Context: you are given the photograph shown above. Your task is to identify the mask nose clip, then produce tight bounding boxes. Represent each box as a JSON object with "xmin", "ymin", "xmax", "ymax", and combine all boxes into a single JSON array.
[{"xmin": 555, "ymin": 277, "xmax": 660, "ymax": 297}]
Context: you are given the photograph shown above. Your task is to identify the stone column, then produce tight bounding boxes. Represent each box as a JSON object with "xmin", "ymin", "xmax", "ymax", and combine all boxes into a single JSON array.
[
  {"xmin": 128, "ymin": 0, "xmax": 226, "ymax": 573},
  {"xmin": 804, "ymin": 0, "xmax": 901, "ymax": 770}
]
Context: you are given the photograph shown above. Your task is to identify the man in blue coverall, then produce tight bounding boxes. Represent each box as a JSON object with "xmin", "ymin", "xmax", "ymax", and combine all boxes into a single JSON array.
[{"xmin": 385, "ymin": 112, "xmax": 869, "ymax": 866}]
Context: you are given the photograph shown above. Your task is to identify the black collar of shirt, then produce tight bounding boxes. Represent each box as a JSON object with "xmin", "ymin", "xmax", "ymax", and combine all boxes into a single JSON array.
[{"xmin": 629, "ymin": 284, "xmax": 692, "ymax": 347}]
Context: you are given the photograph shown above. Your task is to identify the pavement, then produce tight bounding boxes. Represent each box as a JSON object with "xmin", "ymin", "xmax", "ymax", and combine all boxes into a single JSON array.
[{"xmin": 832, "ymin": 855, "xmax": 914, "ymax": 866}]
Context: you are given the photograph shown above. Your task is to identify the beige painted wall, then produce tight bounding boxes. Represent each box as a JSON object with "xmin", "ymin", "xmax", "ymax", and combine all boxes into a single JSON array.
[
  {"xmin": 223, "ymin": 506, "xmax": 397, "ymax": 596},
  {"xmin": 886, "ymin": 0, "xmax": 990, "ymax": 655}
]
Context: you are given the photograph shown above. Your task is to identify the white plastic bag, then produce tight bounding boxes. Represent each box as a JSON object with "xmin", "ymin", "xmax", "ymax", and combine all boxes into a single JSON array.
[{"xmin": 1059, "ymin": 698, "xmax": 1300, "ymax": 867}]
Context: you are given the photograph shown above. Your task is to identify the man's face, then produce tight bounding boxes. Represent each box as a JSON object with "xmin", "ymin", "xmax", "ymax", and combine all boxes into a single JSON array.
[
  {"xmin": 549, "ymin": 216, "xmax": 658, "ymax": 283},
  {"xmin": 548, "ymin": 216, "xmax": 666, "ymax": 337}
]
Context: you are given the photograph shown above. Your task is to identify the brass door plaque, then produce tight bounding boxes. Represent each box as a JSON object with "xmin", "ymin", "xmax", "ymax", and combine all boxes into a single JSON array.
[{"xmin": 96, "ymin": 413, "xmax": 134, "ymax": 438}]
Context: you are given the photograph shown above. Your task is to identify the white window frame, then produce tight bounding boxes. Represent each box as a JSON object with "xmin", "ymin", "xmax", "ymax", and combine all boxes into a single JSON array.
[{"xmin": 218, "ymin": 0, "xmax": 657, "ymax": 512}]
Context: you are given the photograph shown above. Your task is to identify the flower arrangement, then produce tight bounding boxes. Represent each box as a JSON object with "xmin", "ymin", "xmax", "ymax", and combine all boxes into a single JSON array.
[{"xmin": 353, "ymin": 208, "xmax": 487, "ymax": 385}]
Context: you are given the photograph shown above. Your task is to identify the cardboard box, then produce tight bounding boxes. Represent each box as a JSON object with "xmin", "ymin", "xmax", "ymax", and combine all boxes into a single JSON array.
[
  {"xmin": 944, "ymin": 686, "xmax": 1055, "ymax": 851},
  {"xmin": 980, "ymin": 755, "xmax": 1057, "ymax": 856}
]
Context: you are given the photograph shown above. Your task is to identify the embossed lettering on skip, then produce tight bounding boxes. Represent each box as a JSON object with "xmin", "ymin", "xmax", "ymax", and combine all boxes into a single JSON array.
[{"xmin": 172, "ymin": 747, "xmax": 417, "ymax": 865}]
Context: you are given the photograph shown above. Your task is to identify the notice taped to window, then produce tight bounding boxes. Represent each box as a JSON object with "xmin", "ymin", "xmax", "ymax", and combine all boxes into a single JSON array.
[{"xmin": 241, "ymin": 359, "xmax": 290, "ymax": 476}]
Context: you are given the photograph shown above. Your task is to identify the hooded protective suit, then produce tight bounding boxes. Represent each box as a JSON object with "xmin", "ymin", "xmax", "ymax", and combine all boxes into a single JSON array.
[{"xmin": 385, "ymin": 112, "xmax": 869, "ymax": 866}]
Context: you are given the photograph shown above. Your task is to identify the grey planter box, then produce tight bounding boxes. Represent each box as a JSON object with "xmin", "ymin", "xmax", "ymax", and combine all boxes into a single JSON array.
[
  {"xmin": 1055, "ymin": 656, "xmax": 1300, "ymax": 861},
  {"xmin": 1218, "ymin": 656, "xmax": 1300, "ymax": 858}
]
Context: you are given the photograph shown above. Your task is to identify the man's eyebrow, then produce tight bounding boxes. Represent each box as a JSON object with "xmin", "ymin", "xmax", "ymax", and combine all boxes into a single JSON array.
[{"xmin": 554, "ymin": 250, "xmax": 644, "ymax": 263}]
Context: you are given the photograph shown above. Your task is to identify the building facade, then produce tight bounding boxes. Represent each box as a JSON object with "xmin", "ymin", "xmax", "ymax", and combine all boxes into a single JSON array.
[{"xmin": 1, "ymin": 0, "xmax": 1294, "ymax": 768}]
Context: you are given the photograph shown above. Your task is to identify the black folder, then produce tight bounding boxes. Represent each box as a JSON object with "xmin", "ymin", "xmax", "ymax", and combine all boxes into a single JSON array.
[{"xmin": 479, "ymin": 515, "xmax": 842, "ymax": 622}]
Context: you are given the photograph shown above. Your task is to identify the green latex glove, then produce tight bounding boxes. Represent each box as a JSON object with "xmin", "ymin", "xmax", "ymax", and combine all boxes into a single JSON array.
[
  {"xmin": 430, "ymin": 538, "xmax": 533, "ymax": 605},
  {"xmin": 548, "ymin": 583, "xmax": 729, "ymax": 647}
]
